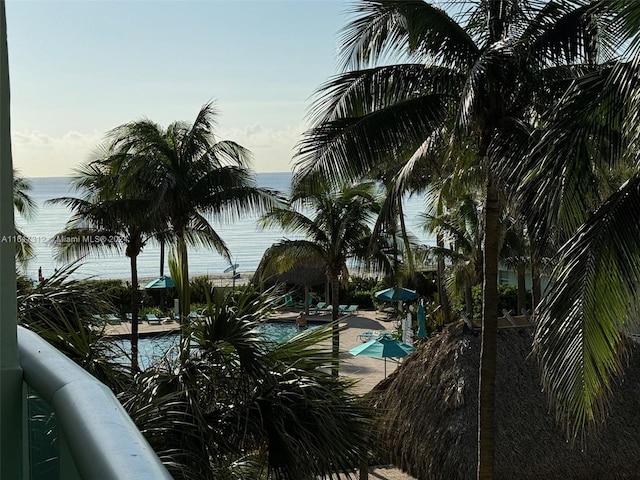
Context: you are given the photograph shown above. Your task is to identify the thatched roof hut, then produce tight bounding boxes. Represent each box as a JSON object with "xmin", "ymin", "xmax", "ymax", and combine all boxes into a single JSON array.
[
  {"xmin": 252, "ymin": 247, "xmax": 326, "ymax": 289},
  {"xmin": 368, "ymin": 321, "xmax": 640, "ymax": 479}
]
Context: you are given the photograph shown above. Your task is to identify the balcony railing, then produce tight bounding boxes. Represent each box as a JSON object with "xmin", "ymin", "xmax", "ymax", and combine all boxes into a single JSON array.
[{"xmin": 18, "ymin": 326, "xmax": 173, "ymax": 479}]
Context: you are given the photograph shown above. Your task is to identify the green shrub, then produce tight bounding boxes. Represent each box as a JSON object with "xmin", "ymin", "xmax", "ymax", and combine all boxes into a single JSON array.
[
  {"xmin": 190, "ymin": 276, "xmax": 215, "ymax": 304},
  {"xmin": 343, "ymin": 290, "xmax": 374, "ymax": 309},
  {"xmin": 467, "ymin": 283, "xmax": 530, "ymax": 317}
]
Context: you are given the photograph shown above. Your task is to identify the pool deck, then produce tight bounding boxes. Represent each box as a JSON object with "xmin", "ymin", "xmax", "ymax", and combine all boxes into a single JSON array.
[{"xmin": 104, "ymin": 309, "xmax": 417, "ymax": 480}]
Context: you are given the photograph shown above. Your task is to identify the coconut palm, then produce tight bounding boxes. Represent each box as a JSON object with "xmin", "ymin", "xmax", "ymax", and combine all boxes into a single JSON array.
[
  {"xmin": 49, "ymin": 161, "xmax": 160, "ymax": 371},
  {"xmin": 102, "ymin": 102, "xmax": 282, "ymax": 329},
  {"xmin": 13, "ymin": 169, "xmax": 37, "ymax": 268},
  {"xmin": 293, "ymin": 0, "xmax": 622, "ymax": 475},
  {"xmin": 260, "ymin": 179, "xmax": 382, "ymax": 375}
]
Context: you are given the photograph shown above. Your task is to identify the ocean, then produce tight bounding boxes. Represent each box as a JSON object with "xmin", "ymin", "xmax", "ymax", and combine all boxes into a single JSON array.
[{"xmin": 15, "ymin": 172, "xmax": 434, "ymax": 282}]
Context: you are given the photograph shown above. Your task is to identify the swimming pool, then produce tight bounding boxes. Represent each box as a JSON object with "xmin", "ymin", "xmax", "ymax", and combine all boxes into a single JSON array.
[
  {"xmin": 255, "ymin": 321, "xmax": 320, "ymax": 343},
  {"xmin": 117, "ymin": 321, "xmax": 321, "ymax": 369}
]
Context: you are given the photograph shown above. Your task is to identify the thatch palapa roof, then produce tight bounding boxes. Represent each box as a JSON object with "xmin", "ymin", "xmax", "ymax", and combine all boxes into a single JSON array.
[
  {"xmin": 252, "ymin": 247, "xmax": 327, "ymax": 288},
  {"xmin": 368, "ymin": 321, "xmax": 640, "ymax": 480}
]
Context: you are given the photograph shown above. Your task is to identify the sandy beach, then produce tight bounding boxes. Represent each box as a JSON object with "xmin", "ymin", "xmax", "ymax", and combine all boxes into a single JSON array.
[{"xmin": 106, "ymin": 308, "xmax": 417, "ymax": 480}]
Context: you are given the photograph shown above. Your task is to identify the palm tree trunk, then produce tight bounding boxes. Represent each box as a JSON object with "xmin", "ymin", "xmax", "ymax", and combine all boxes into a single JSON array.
[
  {"xmin": 325, "ymin": 279, "xmax": 330, "ymax": 304},
  {"xmin": 397, "ymin": 200, "xmax": 414, "ymax": 270},
  {"xmin": 177, "ymin": 235, "xmax": 191, "ymax": 365},
  {"xmin": 478, "ymin": 176, "xmax": 500, "ymax": 480},
  {"xmin": 531, "ymin": 263, "xmax": 541, "ymax": 313},
  {"xmin": 130, "ymin": 254, "xmax": 140, "ymax": 372},
  {"xmin": 436, "ymin": 233, "xmax": 451, "ymax": 323},
  {"xmin": 331, "ymin": 275, "xmax": 340, "ymax": 377},
  {"xmin": 517, "ymin": 264, "xmax": 526, "ymax": 314},
  {"xmin": 159, "ymin": 238, "xmax": 165, "ymax": 277},
  {"xmin": 178, "ymin": 236, "xmax": 190, "ymax": 320}
]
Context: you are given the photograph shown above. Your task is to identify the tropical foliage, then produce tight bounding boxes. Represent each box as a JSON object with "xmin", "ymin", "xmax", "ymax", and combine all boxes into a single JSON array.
[
  {"xmin": 121, "ymin": 286, "xmax": 372, "ymax": 479},
  {"xmin": 497, "ymin": 1, "xmax": 640, "ymax": 444},
  {"xmin": 18, "ymin": 264, "xmax": 374, "ymax": 479},
  {"xmin": 422, "ymin": 192, "xmax": 484, "ymax": 316},
  {"xmin": 17, "ymin": 263, "xmax": 131, "ymax": 391}
]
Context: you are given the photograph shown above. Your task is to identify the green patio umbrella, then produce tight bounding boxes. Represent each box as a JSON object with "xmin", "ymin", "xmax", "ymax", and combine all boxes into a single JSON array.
[
  {"xmin": 349, "ymin": 334, "xmax": 414, "ymax": 377},
  {"xmin": 144, "ymin": 276, "xmax": 175, "ymax": 289},
  {"xmin": 417, "ymin": 302, "xmax": 427, "ymax": 338},
  {"xmin": 374, "ymin": 287, "xmax": 419, "ymax": 302}
]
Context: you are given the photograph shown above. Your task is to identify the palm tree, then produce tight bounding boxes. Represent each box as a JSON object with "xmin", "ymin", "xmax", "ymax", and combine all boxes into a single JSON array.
[
  {"xmin": 102, "ymin": 102, "xmax": 282, "ymax": 331},
  {"xmin": 423, "ymin": 193, "xmax": 484, "ymax": 317},
  {"xmin": 49, "ymin": 161, "xmax": 160, "ymax": 371},
  {"xmin": 13, "ymin": 169, "xmax": 37, "ymax": 268},
  {"xmin": 260, "ymin": 179, "xmax": 382, "ymax": 376},
  {"xmin": 293, "ymin": 1, "xmax": 621, "ymax": 476}
]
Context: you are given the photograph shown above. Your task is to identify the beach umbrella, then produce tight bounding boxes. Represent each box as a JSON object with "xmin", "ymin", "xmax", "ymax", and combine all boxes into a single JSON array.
[
  {"xmin": 349, "ymin": 334, "xmax": 414, "ymax": 377},
  {"xmin": 144, "ymin": 276, "xmax": 175, "ymax": 289},
  {"xmin": 417, "ymin": 302, "xmax": 427, "ymax": 339},
  {"xmin": 374, "ymin": 287, "xmax": 419, "ymax": 302}
]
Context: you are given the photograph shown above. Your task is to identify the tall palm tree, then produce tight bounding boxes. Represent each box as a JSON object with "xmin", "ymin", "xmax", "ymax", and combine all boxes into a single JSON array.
[
  {"xmin": 49, "ymin": 161, "xmax": 160, "ymax": 371},
  {"xmin": 98, "ymin": 102, "xmax": 282, "ymax": 331},
  {"xmin": 260, "ymin": 179, "xmax": 382, "ymax": 376},
  {"xmin": 293, "ymin": 1, "xmax": 620, "ymax": 476},
  {"xmin": 13, "ymin": 169, "xmax": 37, "ymax": 268}
]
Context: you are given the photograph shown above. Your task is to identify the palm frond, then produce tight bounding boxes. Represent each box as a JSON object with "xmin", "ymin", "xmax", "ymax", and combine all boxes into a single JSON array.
[
  {"xmin": 308, "ymin": 63, "xmax": 463, "ymax": 125},
  {"xmin": 338, "ymin": 0, "xmax": 479, "ymax": 70},
  {"xmin": 294, "ymin": 93, "xmax": 450, "ymax": 185},
  {"xmin": 13, "ymin": 169, "xmax": 37, "ymax": 219},
  {"xmin": 534, "ymin": 173, "xmax": 640, "ymax": 441}
]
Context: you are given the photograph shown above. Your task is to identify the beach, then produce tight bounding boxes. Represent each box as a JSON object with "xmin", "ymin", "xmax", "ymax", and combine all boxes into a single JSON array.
[{"xmin": 106, "ymin": 308, "xmax": 417, "ymax": 480}]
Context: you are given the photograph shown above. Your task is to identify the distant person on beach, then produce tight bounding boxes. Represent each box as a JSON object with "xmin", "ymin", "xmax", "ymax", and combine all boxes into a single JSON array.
[
  {"xmin": 38, "ymin": 266, "xmax": 44, "ymax": 283},
  {"xmin": 295, "ymin": 312, "xmax": 307, "ymax": 328}
]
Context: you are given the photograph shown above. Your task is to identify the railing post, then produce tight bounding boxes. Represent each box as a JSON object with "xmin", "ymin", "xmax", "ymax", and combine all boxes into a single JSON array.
[{"xmin": 0, "ymin": 0, "xmax": 24, "ymax": 477}]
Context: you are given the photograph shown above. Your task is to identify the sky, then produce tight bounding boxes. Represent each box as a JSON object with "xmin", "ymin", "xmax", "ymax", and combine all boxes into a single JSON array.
[{"xmin": 5, "ymin": 0, "xmax": 350, "ymax": 177}]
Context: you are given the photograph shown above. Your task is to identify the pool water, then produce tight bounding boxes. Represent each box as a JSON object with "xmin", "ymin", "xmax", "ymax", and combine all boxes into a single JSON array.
[
  {"xmin": 117, "ymin": 321, "xmax": 320, "ymax": 369},
  {"xmin": 255, "ymin": 322, "xmax": 320, "ymax": 343}
]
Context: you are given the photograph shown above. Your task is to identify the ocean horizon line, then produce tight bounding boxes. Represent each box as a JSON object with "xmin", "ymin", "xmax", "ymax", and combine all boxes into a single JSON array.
[{"xmin": 22, "ymin": 171, "xmax": 293, "ymax": 181}]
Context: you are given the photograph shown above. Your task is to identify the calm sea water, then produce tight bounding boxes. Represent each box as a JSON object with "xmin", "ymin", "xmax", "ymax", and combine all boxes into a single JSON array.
[{"xmin": 15, "ymin": 172, "xmax": 434, "ymax": 281}]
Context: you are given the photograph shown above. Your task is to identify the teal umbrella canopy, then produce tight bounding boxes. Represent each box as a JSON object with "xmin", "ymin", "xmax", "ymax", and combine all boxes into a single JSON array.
[
  {"xmin": 349, "ymin": 334, "xmax": 414, "ymax": 377},
  {"xmin": 144, "ymin": 276, "xmax": 175, "ymax": 289},
  {"xmin": 349, "ymin": 334, "xmax": 415, "ymax": 358},
  {"xmin": 375, "ymin": 287, "xmax": 419, "ymax": 302}
]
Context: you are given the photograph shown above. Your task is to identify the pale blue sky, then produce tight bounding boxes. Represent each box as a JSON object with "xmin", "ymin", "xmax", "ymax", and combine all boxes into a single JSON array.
[{"xmin": 6, "ymin": 0, "xmax": 349, "ymax": 177}]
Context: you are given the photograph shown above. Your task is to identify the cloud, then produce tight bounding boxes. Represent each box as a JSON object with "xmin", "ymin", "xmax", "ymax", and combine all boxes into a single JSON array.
[
  {"xmin": 218, "ymin": 123, "xmax": 305, "ymax": 173},
  {"xmin": 12, "ymin": 125, "xmax": 304, "ymax": 177},
  {"xmin": 12, "ymin": 130, "xmax": 104, "ymax": 177}
]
